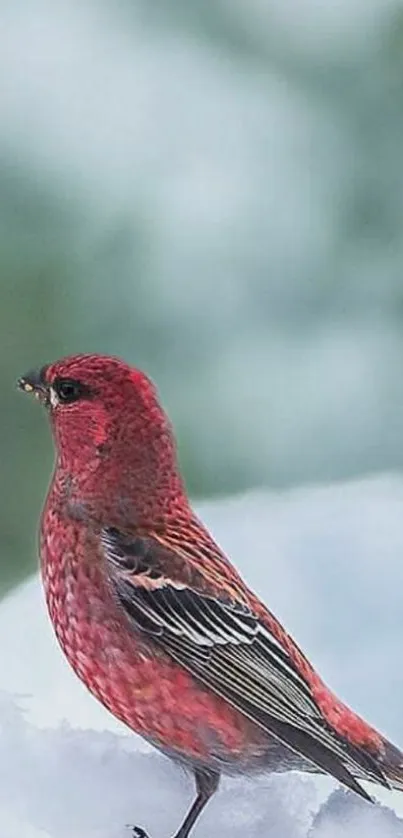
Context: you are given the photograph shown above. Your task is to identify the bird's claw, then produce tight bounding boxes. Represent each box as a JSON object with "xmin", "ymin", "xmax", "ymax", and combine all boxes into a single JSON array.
[{"xmin": 129, "ymin": 826, "xmax": 150, "ymax": 838}]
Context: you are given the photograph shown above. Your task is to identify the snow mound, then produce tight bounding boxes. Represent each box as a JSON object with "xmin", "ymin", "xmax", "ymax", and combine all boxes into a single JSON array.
[
  {"xmin": 1, "ymin": 691, "xmax": 402, "ymax": 838},
  {"xmin": 310, "ymin": 789, "xmax": 403, "ymax": 837},
  {"xmin": 2, "ymin": 476, "xmax": 403, "ymax": 836},
  {"xmin": 0, "ymin": 693, "xmax": 402, "ymax": 837}
]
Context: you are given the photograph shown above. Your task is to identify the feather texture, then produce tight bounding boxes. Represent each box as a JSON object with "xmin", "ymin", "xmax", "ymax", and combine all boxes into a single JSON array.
[{"xmin": 102, "ymin": 525, "xmax": 389, "ymax": 799}]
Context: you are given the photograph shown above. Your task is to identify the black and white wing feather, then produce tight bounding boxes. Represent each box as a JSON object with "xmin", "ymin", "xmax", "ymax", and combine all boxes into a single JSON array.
[{"xmin": 101, "ymin": 526, "xmax": 387, "ymax": 798}]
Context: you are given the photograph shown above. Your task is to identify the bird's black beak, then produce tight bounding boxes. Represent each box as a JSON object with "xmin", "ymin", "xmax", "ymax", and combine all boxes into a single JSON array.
[{"xmin": 17, "ymin": 366, "xmax": 50, "ymax": 405}]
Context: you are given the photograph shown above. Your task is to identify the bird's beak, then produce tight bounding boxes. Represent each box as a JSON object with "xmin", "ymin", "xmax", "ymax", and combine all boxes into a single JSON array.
[{"xmin": 17, "ymin": 366, "xmax": 50, "ymax": 406}]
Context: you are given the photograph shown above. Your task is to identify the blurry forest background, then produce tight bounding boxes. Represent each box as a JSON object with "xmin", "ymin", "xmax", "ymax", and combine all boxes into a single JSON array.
[{"xmin": 2, "ymin": 0, "xmax": 403, "ymax": 594}]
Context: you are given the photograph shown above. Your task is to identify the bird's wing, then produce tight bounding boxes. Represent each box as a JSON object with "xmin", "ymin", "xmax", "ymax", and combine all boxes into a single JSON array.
[{"xmin": 101, "ymin": 524, "xmax": 387, "ymax": 798}]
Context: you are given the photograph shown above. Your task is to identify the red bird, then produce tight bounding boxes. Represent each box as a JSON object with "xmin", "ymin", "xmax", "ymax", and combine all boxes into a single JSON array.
[{"xmin": 18, "ymin": 353, "xmax": 403, "ymax": 837}]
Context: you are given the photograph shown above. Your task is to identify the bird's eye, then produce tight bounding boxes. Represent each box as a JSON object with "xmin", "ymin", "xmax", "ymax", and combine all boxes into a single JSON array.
[{"xmin": 53, "ymin": 378, "xmax": 86, "ymax": 404}]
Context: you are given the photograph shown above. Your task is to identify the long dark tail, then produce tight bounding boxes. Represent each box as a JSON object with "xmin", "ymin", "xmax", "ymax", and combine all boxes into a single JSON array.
[
  {"xmin": 376, "ymin": 737, "xmax": 403, "ymax": 792},
  {"xmin": 347, "ymin": 734, "xmax": 403, "ymax": 797},
  {"xmin": 300, "ymin": 729, "xmax": 403, "ymax": 799}
]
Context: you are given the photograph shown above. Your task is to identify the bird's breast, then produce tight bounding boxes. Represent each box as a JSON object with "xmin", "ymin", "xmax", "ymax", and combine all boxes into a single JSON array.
[{"xmin": 40, "ymin": 507, "xmax": 163, "ymax": 713}]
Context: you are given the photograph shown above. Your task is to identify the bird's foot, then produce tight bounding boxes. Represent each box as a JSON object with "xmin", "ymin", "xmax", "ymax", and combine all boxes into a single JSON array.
[{"xmin": 128, "ymin": 826, "xmax": 150, "ymax": 838}]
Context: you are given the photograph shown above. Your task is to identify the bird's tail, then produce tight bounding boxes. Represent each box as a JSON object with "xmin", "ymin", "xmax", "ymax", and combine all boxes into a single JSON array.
[{"xmin": 377, "ymin": 737, "xmax": 403, "ymax": 792}]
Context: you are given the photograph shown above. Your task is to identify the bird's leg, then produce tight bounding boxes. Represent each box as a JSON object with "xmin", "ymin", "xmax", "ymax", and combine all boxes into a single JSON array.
[
  {"xmin": 129, "ymin": 769, "xmax": 219, "ymax": 838},
  {"xmin": 173, "ymin": 768, "xmax": 220, "ymax": 838}
]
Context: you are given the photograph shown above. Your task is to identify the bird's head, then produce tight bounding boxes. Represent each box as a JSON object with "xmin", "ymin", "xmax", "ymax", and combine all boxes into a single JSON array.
[{"xmin": 18, "ymin": 354, "xmax": 185, "ymax": 522}]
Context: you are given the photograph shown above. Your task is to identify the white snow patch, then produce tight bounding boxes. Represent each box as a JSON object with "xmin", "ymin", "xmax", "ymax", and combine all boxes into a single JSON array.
[{"xmin": 1, "ymin": 476, "xmax": 403, "ymax": 835}]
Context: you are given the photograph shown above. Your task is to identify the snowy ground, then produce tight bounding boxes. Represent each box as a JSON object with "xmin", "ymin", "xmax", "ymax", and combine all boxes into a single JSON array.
[{"xmin": 1, "ymin": 476, "xmax": 403, "ymax": 837}]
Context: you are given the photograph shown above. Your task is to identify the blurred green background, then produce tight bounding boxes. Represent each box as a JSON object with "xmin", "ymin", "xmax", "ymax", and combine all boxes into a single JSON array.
[{"xmin": 2, "ymin": 0, "xmax": 403, "ymax": 595}]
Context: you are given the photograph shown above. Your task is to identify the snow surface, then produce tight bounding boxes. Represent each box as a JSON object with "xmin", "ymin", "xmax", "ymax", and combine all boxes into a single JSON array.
[{"xmin": 1, "ymin": 476, "xmax": 403, "ymax": 836}]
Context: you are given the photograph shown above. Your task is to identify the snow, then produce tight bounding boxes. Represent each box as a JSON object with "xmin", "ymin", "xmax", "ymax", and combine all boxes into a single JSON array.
[{"xmin": 1, "ymin": 476, "xmax": 403, "ymax": 836}]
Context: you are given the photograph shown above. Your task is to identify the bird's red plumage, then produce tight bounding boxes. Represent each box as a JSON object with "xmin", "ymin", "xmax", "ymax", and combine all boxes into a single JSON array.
[
  {"xmin": 19, "ymin": 353, "xmax": 403, "ymax": 837},
  {"xmin": 41, "ymin": 495, "xmax": 270, "ymax": 767}
]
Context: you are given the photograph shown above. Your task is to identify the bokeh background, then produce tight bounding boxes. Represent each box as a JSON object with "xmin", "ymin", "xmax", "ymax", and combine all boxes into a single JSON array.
[{"xmin": 2, "ymin": 0, "xmax": 403, "ymax": 594}]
